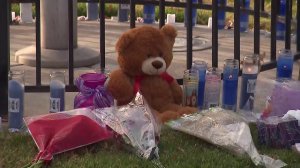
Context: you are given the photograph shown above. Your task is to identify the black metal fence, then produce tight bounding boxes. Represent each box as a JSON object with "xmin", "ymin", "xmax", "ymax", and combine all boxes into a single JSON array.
[{"xmin": 0, "ymin": 0, "xmax": 299, "ymax": 117}]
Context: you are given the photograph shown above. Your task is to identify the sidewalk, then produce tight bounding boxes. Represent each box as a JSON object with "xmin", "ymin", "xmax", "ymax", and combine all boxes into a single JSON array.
[{"xmin": 8, "ymin": 20, "xmax": 299, "ymax": 117}]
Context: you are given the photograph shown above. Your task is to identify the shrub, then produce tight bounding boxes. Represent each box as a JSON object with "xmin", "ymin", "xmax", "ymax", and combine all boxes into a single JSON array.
[
  {"xmin": 105, "ymin": 4, "xmax": 118, "ymax": 17},
  {"xmin": 11, "ymin": 4, "xmax": 20, "ymax": 16},
  {"xmin": 77, "ymin": 3, "xmax": 86, "ymax": 16}
]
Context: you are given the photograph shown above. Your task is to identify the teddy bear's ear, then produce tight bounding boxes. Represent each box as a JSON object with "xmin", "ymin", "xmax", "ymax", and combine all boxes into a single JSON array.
[
  {"xmin": 160, "ymin": 25, "xmax": 177, "ymax": 46},
  {"xmin": 115, "ymin": 32, "xmax": 135, "ymax": 54}
]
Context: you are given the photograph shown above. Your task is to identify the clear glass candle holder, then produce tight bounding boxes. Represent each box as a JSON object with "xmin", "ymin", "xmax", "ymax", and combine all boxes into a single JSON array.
[
  {"xmin": 183, "ymin": 69, "xmax": 199, "ymax": 107},
  {"xmin": 239, "ymin": 54, "xmax": 259, "ymax": 111},
  {"xmin": 204, "ymin": 67, "xmax": 221, "ymax": 109}
]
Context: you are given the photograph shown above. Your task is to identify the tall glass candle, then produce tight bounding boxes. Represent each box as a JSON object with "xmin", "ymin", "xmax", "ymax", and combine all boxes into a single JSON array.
[
  {"xmin": 184, "ymin": 0, "xmax": 198, "ymax": 27},
  {"xmin": 239, "ymin": 54, "xmax": 259, "ymax": 111},
  {"xmin": 183, "ymin": 69, "xmax": 199, "ymax": 107},
  {"xmin": 143, "ymin": 4, "xmax": 155, "ymax": 24},
  {"xmin": 50, "ymin": 71, "xmax": 65, "ymax": 113},
  {"xmin": 191, "ymin": 60, "xmax": 207, "ymax": 109},
  {"xmin": 222, "ymin": 59, "xmax": 239, "ymax": 111},
  {"xmin": 204, "ymin": 67, "xmax": 221, "ymax": 109},
  {"xmin": 276, "ymin": 49, "xmax": 294, "ymax": 79},
  {"xmin": 218, "ymin": 0, "xmax": 227, "ymax": 29},
  {"xmin": 8, "ymin": 70, "xmax": 25, "ymax": 132},
  {"xmin": 240, "ymin": 0, "xmax": 250, "ymax": 32},
  {"xmin": 276, "ymin": 0, "xmax": 286, "ymax": 40}
]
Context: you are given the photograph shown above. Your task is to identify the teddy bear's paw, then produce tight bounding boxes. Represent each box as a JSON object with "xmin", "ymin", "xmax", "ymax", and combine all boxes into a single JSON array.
[
  {"xmin": 157, "ymin": 111, "xmax": 181, "ymax": 123},
  {"xmin": 178, "ymin": 107, "xmax": 198, "ymax": 115}
]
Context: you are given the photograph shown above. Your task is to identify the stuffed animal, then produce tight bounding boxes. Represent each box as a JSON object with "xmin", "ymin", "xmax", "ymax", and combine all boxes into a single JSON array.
[{"xmin": 107, "ymin": 25, "xmax": 197, "ymax": 123}]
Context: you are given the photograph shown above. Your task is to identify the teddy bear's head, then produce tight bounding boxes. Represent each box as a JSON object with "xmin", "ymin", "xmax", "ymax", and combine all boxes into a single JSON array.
[{"xmin": 115, "ymin": 25, "xmax": 177, "ymax": 77}]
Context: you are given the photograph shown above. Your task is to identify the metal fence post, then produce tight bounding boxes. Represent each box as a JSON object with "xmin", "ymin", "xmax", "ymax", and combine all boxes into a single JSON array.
[
  {"xmin": 130, "ymin": 0, "xmax": 136, "ymax": 28},
  {"xmin": 261, "ymin": 0, "xmax": 265, "ymax": 12},
  {"xmin": 285, "ymin": 0, "xmax": 292, "ymax": 50},
  {"xmin": 254, "ymin": 0, "xmax": 260, "ymax": 54},
  {"xmin": 69, "ymin": 0, "xmax": 74, "ymax": 85},
  {"xmin": 159, "ymin": 0, "xmax": 165, "ymax": 28},
  {"xmin": 234, "ymin": 0, "xmax": 240, "ymax": 64},
  {"xmin": 0, "ymin": 0, "xmax": 9, "ymax": 118},
  {"xmin": 186, "ymin": 0, "xmax": 193, "ymax": 69},
  {"xmin": 36, "ymin": 0, "xmax": 41, "ymax": 86},
  {"xmin": 297, "ymin": 0, "xmax": 300, "ymax": 52},
  {"xmin": 212, "ymin": 0, "xmax": 218, "ymax": 67},
  {"xmin": 270, "ymin": 0, "xmax": 278, "ymax": 61},
  {"xmin": 99, "ymin": 0, "xmax": 105, "ymax": 70}
]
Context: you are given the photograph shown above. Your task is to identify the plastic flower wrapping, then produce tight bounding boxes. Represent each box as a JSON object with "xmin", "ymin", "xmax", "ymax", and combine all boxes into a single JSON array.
[
  {"xmin": 262, "ymin": 79, "xmax": 300, "ymax": 118},
  {"xmin": 94, "ymin": 92, "xmax": 160, "ymax": 161},
  {"xmin": 257, "ymin": 80, "xmax": 300, "ymax": 149},
  {"xmin": 167, "ymin": 108, "xmax": 287, "ymax": 168}
]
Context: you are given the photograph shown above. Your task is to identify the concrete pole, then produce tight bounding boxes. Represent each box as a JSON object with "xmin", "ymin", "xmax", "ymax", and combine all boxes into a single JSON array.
[
  {"xmin": 41, "ymin": 0, "xmax": 77, "ymax": 49},
  {"xmin": 16, "ymin": 0, "xmax": 99, "ymax": 68},
  {"xmin": 20, "ymin": 3, "xmax": 33, "ymax": 23}
]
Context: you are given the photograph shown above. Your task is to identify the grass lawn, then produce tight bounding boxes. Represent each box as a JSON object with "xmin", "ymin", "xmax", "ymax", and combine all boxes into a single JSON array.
[{"xmin": 0, "ymin": 124, "xmax": 299, "ymax": 168}]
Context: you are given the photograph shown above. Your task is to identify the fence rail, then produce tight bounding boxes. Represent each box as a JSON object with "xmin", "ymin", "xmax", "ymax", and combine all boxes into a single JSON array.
[{"xmin": 1, "ymin": 0, "xmax": 300, "ymax": 117}]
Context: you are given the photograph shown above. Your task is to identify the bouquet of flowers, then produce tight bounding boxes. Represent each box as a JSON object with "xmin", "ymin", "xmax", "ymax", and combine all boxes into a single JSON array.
[
  {"xmin": 94, "ymin": 93, "xmax": 161, "ymax": 162},
  {"xmin": 23, "ymin": 108, "xmax": 114, "ymax": 167},
  {"xmin": 168, "ymin": 108, "xmax": 287, "ymax": 168},
  {"xmin": 24, "ymin": 93, "xmax": 161, "ymax": 167}
]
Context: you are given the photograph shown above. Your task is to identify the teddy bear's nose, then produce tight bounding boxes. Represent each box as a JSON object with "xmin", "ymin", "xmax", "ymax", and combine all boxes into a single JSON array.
[{"xmin": 152, "ymin": 61, "xmax": 163, "ymax": 69}]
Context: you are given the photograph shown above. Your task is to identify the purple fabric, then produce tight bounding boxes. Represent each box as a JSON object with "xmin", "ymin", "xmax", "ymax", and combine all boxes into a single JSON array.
[
  {"xmin": 75, "ymin": 73, "xmax": 106, "ymax": 89},
  {"xmin": 257, "ymin": 119, "xmax": 300, "ymax": 148},
  {"xmin": 74, "ymin": 73, "xmax": 113, "ymax": 108},
  {"xmin": 269, "ymin": 80, "xmax": 300, "ymax": 117}
]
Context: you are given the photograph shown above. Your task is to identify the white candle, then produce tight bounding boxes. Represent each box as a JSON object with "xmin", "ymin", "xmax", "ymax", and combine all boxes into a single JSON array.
[
  {"xmin": 166, "ymin": 14, "xmax": 175, "ymax": 24},
  {"xmin": 208, "ymin": 17, "xmax": 212, "ymax": 28},
  {"xmin": 12, "ymin": 12, "xmax": 15, "ymax": 21},
  {"xmin": 244, "ymin": 66, "xmax": 258, "ymax": 74}
]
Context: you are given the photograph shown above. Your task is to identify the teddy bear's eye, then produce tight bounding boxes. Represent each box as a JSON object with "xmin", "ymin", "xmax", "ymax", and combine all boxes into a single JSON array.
[
  {"xmin": 159, "ymin": 53, "xmax": 163, "ymax": 57},
  {"xmin": 147, "ymin": 54, "xmax": 151, "ymax": 58}
]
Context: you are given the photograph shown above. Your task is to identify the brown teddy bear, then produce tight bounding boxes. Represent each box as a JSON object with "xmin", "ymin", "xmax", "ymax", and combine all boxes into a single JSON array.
[{"xmin": 107, "ymin": 25, "xmax": 197, "ymax": 123}]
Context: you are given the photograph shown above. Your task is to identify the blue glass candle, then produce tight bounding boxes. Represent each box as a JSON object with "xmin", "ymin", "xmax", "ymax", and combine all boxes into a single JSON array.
[
  {"xmin": 218, "ymin": 0, "xmax": 227, "ymax": 29},
  {"xmin": 240, "ymin": 0, "xmax": 250, "ymax": 32},
  {"xmin": 50, "ymin": 71, "xmax": 65, "ymax": 113},
  {"xmin": 184, "ymin": 0, "xmax": 198, "ymax": 27},
  {"xmin": 276, "ymin": 49, "xmax": 294, "ymax": 79},
  {"xmin": 86, "ymin": 2, "xmax": 98, "ymax": 20},
  {"xmin": 239, "ymin": 54, "xmax": 259, "ymax": 111},
  {"xmin": 204, "ymin": 67, "xmax": 221, "ymax": 109},
  {"xmin": 143, "ymin": 4, "xmax": 155, "ymax": 24},
  {"xmin": 8, "ymin": 70, "xmax": 25, "ymax": 132},
  {"xmin": 118, "ymin": 4, "xmax": 130, "ymax": 22},
  {"xmin": 276, "ymin": 0, "xmax": 286, "ymax": 40},
  {"xmin": 222, "ymin": 59, "xmax": 239, "ymax": 111},
  {"xmin": 191, "ymin": 60, "xmax": 207, "ymax": 109}
]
